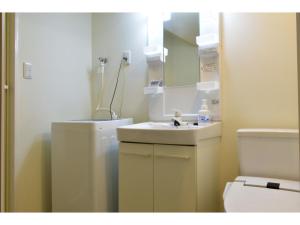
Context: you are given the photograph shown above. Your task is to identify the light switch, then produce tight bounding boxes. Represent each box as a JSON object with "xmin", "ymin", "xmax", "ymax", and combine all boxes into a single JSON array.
[{"xmin": 23, "ymin": 62, "xmax": 32, "ymax": 79}]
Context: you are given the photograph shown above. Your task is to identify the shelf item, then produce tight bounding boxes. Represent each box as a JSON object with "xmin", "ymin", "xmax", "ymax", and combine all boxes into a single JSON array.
[
  {"xmin": 196, "ymin": 81, "xmax": 219, "ymax": 92},
  {"xmin": 144, "ymin": 86, "xmax": 164, "ymax": 95},
  {"xmin": 144, "ymin": 45, "xmax": 168, "ymax": 63},
  {"xmin": 201, "ymin": 62, "xmax": 217, "ymax": 73},
  {"xmin": 196, "ymin": 33, "xmax": 219, "ymax": 49},
  {"xmin": 198, "ymin": 48, "xmax": 219, "ymax": 57},
  {"xmin": 196, "ymin": 34, "xmax": 219, "ymax": 56}
]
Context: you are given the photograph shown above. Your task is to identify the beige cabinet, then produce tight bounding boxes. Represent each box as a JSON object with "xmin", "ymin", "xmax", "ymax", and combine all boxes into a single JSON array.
[
  {"xmin": 154, "ymin": 144, "xmax": 196, "ymax": 212},
  {"xmin": 119, "ymin": 138, "xmax": 220, "ymax": 212},
  {"xmin": 119, "ymin": 142, "xmax": 154, "ymax": 212}
]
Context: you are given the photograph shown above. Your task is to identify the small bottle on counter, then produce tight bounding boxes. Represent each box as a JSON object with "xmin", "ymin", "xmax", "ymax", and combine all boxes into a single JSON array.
[{"xmin": 197, "ymin": 99, "xmax": 211, "ymax": 124}]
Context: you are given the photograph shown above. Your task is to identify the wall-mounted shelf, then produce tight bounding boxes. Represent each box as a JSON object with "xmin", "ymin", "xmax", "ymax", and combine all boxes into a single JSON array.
[
  {"xmin": 196, "ymin": 81, "xmax": 219, "ymax": 92},
  {"xmin": 144, "ymin": 45, "xmax": 168, "ymax": 63},
  {"xmin": 196, "ymin": 34, "xmax": 219, "ymax": 56},
  {"xmin": 198, "ymin": 48, "xmax": 219, "ymax": 57},
  {"xmin": 144, "ymin": 86, "xmax": 164, "ymax": 95},
  {"xmin": 196, "ymin": 34, "xmax": 218, "ymax": 49}
]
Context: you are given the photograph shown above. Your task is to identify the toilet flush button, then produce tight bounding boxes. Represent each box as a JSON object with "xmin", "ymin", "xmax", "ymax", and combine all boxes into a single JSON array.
[
  {"xmin": 266, "ymin": 182, "xmax": 280, "ymax": 189},
  {"xmin": 23, "ymin": 62, "xmax": 32, "ymax": 79}
]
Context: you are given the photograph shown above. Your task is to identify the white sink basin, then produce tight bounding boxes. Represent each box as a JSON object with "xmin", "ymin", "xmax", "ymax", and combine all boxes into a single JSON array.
[{"xmin": 117, "ymin": 122, "xmax": 221, "ymax": 145}]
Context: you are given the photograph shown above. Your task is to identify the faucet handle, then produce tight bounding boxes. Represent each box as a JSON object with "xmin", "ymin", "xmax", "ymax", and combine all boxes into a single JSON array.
[{"xmin": 172, "ymin": 109, "xmax": 182, "ymax": 117}]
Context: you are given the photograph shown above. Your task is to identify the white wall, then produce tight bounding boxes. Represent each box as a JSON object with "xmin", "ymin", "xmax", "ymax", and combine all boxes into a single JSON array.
[
  {"xmin": 91, "ymin": 13, "xmax": 148, "ymax": 123},
  {"xmin": 14, "ymin": 13, "xmax": 92, "ymax": 211}
]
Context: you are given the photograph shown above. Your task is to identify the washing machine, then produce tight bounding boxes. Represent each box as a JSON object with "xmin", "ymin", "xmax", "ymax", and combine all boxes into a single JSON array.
[{"xmin": 51, "ymin": 118, "xmax": 132, "ymax": 212}]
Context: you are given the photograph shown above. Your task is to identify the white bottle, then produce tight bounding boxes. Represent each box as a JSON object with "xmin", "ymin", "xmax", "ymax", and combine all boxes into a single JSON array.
[{"xmin": 198, "ymin": 99, "xmax": 211, "ymax": 124}]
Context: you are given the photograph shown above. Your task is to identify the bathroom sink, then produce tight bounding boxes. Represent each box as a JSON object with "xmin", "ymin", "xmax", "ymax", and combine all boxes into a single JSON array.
[
  {"xmin": 124, "ymin": 122, "xmax": 200, "ymax": 129},
  {"xmin": 117, "ymin": 122, "xmax": 221, "ymax": 145}
]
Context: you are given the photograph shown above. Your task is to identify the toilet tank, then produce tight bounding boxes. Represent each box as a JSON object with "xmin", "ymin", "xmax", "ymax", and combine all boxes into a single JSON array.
[{"xmin": 237, "ymin": 128, "xmax": 299, "ymax": 181}]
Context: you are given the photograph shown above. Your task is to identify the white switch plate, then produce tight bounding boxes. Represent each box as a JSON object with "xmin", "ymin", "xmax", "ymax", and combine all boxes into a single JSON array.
[{"xmin": 23, "ymin": 62, "xmax": 32, "ymax": 79}]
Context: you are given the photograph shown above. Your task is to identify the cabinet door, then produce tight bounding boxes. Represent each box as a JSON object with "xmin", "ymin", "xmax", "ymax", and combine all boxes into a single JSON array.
[
  {"xmin": 154, "ymin": 144, "xmax": 196, "ymax": 212},
  {"xmin": 119, "ymin": 142, "xmax": 154, "ymax": 212}
]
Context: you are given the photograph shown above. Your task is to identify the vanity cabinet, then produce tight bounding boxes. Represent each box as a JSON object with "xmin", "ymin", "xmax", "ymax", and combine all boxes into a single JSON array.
[{"xmin": 119, "ymin": 138, "xmax": 220, "ymax": 212}]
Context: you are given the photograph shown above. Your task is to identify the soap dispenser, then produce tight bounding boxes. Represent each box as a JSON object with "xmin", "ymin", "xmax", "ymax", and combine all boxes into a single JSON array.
[{"xmin": 198, "ymin": 99, "xmax": 211, "ymax": 124}]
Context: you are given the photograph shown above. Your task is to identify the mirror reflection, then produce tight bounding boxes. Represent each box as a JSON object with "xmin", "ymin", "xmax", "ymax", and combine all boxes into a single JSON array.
[{"xmin": 163, "ymin": 13, "xmax": 200, "ymax": 87}]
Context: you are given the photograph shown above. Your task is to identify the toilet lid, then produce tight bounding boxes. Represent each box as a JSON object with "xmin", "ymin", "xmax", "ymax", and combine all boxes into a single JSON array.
[{"xmin": 224, "ymin": 176, "xmax": 300, "ymax": 212}]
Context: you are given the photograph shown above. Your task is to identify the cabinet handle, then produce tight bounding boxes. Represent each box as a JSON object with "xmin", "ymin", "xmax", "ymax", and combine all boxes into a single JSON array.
[
  {"xmin": 155, "ymin": 154, "xmax": 190, "ymax": 160},
  {"xmin": 121, "ymin": 152, "xmax": 152, "ymax": 157}
]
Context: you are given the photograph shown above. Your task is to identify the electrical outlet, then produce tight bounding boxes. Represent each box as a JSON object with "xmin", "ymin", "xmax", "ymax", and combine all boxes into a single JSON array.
[{"xmin": 122, "ymin": 50, "xmax": 131, "ymax": 65}]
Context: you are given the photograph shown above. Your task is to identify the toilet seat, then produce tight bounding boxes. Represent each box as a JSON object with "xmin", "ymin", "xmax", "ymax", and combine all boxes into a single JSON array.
[{"xmin": 223, "ymin": 176, "xmax": 300, "ymax": 212}]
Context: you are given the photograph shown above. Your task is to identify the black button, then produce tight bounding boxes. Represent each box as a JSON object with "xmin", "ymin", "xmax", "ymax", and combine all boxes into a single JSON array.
[{"xmin": 266, "ymin": 182, "xmax": 280, "ymax": 189}]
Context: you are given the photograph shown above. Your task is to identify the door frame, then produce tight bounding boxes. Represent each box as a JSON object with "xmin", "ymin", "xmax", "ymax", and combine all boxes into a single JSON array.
[
  {"xmin": 297, "ymin": 14, "xmax": 300, "ymax": 182},
  {"xmin": 0, "ymin": 13, "xmax": 15, "ymax": 212},
  {"xmin": 0, "ymin": 12, "xmax": 5, "ymax": 212}
]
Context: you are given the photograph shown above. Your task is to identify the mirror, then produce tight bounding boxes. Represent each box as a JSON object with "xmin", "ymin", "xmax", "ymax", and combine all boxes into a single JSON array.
[{"xmin": 163, "ymin": 13, "xmax": 200, "ymax": 87}]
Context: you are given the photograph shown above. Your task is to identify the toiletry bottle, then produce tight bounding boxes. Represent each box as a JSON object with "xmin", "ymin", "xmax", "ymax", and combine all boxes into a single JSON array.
[{"xmin": 198, "ymin": 99, "xmax": 211, "ymax": 124}]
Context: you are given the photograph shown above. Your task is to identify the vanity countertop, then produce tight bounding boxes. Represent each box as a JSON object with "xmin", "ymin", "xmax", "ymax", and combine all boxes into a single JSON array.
[{"xmin": 117, "ymin": 121, "xmax": 221, "ymax": 145}]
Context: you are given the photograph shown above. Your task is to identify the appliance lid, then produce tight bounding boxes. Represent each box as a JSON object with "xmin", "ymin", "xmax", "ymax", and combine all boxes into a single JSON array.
[{"xmin": 224, "ymin": 176, "xmax": 300, "ymax": 212}]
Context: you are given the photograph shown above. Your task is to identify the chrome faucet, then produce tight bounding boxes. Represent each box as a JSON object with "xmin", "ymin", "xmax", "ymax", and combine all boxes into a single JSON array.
[{"xmin": 171, "ymin": 109, "xmax": 182, "ymax": 127}]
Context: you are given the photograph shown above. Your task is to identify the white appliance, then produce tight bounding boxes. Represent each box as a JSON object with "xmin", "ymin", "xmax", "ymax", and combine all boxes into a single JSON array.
[
  {"xmin": 51, "ymin": 118, "xmax": 132, "ymax": 212},
  {"xmin": 223, "ymin": 129, "xmax": 300, "ymax": 212}
]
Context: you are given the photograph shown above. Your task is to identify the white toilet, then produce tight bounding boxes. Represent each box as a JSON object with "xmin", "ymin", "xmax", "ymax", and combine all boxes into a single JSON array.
[{"xmin": 223, "ymin": 128, "xmax": 300, "ymax": 212}]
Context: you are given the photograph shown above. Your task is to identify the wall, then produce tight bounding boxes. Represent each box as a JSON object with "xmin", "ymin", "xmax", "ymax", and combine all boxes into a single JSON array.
[
  {"xmin": 91, "ymin": 13, "xmax": 148, "ymax": 123},
  {"xmin": 14, "ymin": 13, "xmax": 92, "ymax": 211},
  {"xmin": 220, "ymin": 13, "xmax": 298, "ymax": 209}
]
